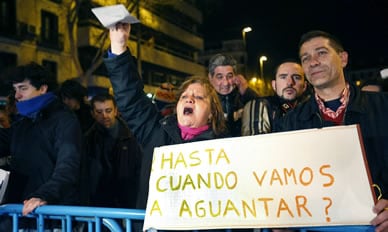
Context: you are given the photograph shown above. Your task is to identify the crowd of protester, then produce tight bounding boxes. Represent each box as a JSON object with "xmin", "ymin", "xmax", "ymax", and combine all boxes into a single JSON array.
[{"xmin": 0, "ymin": 8, "xmax": 387, "ymax": 232}]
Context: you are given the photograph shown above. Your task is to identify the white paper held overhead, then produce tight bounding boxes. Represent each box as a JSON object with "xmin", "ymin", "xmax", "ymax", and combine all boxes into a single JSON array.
[{"xmin": 91, "ymin": 4, "xmax": 140, "ymax": 28}]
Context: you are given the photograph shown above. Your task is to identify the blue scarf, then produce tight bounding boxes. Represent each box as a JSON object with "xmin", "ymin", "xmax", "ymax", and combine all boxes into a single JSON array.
[{"xmin": 16, "ymin": 92, "xmax": 57, "ymax": 118}]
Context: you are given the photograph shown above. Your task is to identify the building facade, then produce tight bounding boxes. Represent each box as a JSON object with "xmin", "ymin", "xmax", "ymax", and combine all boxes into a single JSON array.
[
  {"xmin": 0, "ymin": 0, "xmax": 76, "ymax": 96},
  {"xmin": 0, "ymin": 0, "xmax": 206, "ymax": 97}
]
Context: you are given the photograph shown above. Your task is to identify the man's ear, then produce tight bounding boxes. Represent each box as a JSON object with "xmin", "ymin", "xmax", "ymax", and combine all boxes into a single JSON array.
[
  {"xmin": 271, "ymin": 80, "xmax": 276, "ymax": 91},
  {"xmin": 39, "ymin": 84, "xmax": 48, "ymax": 94},
  {"xmin": 339, "ymin": 51, "xmax": 348, "ymax": 68},
  {"xmin": 114, "ymin": 106, "xmax": 119, "ymax": 117}
]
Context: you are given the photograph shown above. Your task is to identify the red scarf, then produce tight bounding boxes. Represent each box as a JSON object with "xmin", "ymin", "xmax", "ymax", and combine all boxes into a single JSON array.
[
  {"xmin": 178, "ymin": 124, "xmax": 210, "ymax": 141},
  {"xmin": 315, "ymin": 84, "xmax": 350, "ymax": 125}
]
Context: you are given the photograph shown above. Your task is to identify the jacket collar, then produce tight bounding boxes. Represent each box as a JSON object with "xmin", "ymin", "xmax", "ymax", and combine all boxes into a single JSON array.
[
  {"xmin": 160, "ymin": 115, "xmax": 216, "ymax": 143},
  {"xmin": 93, "ymin": 116, "xmax": 133, "ymax": 139},
  {"xmin": 299, "ymin": 82, "xmax": 366, "ymax": 121},
  {"xmin": 217, "ymin": 88, "xmax": 238, "ymax": 101}
]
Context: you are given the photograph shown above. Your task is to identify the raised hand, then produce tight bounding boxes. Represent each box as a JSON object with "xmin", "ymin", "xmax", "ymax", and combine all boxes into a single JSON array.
[
  {"xmin": 234, "ymin": 74, "xmax": 249, "ymax": 95},
  {"xmin": 109, "ymin": 22, "xmax": 131, "ymax": 55}
]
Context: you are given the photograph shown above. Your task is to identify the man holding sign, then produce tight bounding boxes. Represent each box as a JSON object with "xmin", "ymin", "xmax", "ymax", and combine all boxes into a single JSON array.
[{"xmin": 281, "ymin": 30, "xmax": 388, "ymax": 231}]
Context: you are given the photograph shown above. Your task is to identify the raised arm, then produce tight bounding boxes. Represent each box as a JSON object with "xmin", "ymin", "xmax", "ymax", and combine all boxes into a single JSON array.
[{"xmin": 104, "ymin": 23, "xmax": 161, "ymax": 144}]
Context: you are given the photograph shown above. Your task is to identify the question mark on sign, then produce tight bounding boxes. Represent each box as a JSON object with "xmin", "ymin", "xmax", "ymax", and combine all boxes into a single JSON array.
[{"xmin": 322, "ymin": 197, "xmax": 332, "ymax": 222}]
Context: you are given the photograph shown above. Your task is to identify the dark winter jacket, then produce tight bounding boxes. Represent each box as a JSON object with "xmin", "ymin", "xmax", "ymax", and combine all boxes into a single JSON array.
[
  {"xmin": 104, "ymin": 49, "xmax": 227, "ymax": 209},
  {"xmin": 83, "ymin": 117, "xmax": 142, "ymax": 208},
  {"xmin": 218, "ymin": 87, "xmax": 257, "ymax": 137},
  {"xmin": 242, "ymin": 94, "xmax": 310, "ymax": 135},
  {"xmin": 74, "ymin": 102, "xmax": 95, "ymax": 134},
  {"xmin": 0, "ymin": 98, "xmax": 82, "ymax": 205},
  {"xmin": 281, "ymin": 82, "xmax": 388, "ymax": 199}
]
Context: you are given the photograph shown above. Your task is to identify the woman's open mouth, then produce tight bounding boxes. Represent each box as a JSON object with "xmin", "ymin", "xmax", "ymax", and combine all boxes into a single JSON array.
[{"xmin": 183, "ymin": 107, "xmax": 193, "ymax": 115}]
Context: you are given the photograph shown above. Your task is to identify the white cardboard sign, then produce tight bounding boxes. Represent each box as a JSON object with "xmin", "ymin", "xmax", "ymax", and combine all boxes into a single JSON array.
[{"xmin": 143, "ymin": 125, "xmax": 375, "ymax": 230}]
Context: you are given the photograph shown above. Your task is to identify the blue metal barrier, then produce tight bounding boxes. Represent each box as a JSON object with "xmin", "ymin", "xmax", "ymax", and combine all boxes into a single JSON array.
[
  {"xmin": 0, "ymin": 204, "xmax": 375, "ymax": 232},
  {"xmin": 0, "ymin": 204, "xmax": 145, "ymax": 232}
]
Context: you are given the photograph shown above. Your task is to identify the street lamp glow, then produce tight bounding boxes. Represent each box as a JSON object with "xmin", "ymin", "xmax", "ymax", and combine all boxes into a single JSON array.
[
  {"xmin": 243, "ymin": 27, "xmax": 252, "ymax": 33},
  {"xmin": 242, "ymin": 27, "xmax": 252, "ymax": 47},
  {"xmin": 259, "ymin": 56, "xmax": 268, "ymax": 79},
  {"xmin": 241, "ymin": 27, "xmax": 253, "ymax": 77}
]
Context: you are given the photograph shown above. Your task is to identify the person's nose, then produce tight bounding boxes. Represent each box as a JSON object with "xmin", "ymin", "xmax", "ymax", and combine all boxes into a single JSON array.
[
  {"xmin": 221, "ymin": 76, "xmax": 230, "ymax": 85},
  {"xmin": 185, "ymin": 95, "xmax": 194, "ymax": 103},
  {"xmin": 286, "ymin": 76, "xmax": 295, "ymax": 86},
  {"xmin": 309, "ymin": 54, "xmax": 321, "ymax": 67},
  {"xmin": 14, "ymin": 91, "xmax": 22, "ymax": 101}
]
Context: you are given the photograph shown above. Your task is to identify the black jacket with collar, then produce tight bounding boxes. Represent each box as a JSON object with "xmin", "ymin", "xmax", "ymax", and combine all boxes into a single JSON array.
[
  {"xmin": 218, "ymin": 87, "xmax": 257, "ymax": 137},
  {"xmin": 282, "ymin": 82, "xmax": 388, "ymax": 198},
  {"xmin": 0, "ymin": 98, "xmax": 82, "ymax": 205},
  {"xmin": 265, "ymin": 93, "xmax": 310, "ymax": 133},
  {"xmin": 83, "ymin": 117, "xmax": 142, "ymax": 208}
]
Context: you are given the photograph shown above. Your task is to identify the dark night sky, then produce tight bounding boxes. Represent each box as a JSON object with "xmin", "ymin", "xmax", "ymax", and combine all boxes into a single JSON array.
[{"xmin": 199, "ymin": 0, "xmax": 388, "ymax": 77}]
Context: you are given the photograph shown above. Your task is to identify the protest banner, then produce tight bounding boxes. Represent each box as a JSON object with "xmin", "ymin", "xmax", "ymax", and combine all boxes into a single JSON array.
[{"xmin": 143, "ymin": 125, "xmax": 376, "ymax": 230}]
